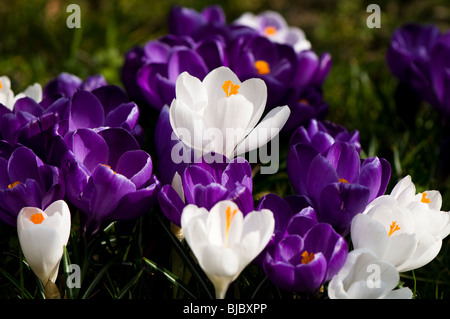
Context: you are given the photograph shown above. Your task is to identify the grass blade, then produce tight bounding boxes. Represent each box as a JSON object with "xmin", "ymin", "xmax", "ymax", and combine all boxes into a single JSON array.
[{"xmin": 143, "ymin": 257, "xmax": 196, "ymax": 299}]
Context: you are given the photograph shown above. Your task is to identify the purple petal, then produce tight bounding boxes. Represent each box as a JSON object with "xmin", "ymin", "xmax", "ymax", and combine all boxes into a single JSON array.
[
  {"xmin": 115, "ymin": 150, "xmax": 153, "ymax": 189},
  {"xmin": 65, "ymin": 129, "xmax": 109, "ymax": 173},
  {"xmin": 158, "ymin": 184, "xmax": 186, "ymax": 226},
  {"xmin": 69, "ymin": 90, "xmax": 105, "ymax": 131},
  {"xmin": 99, "ymin": 128, "xmax": 140, "ymax": 169}
]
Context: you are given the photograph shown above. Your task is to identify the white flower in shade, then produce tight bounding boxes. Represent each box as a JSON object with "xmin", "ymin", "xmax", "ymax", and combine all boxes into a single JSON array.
[
  {"xmin": 351, "ymin": 175, "xmax": 450, "ymax": 272},
  {"xmin": 233, "ymin": 11, "xmax": 312, "ymax": 52},
  {"xmin": 17, "ymin": 200, "xmax": 71, "ymax": 286},
  {"xmin": 181, "ymin": 200, "xmax": 274, "ymax": 299},
  {"xmin": 0, "ymin": 76, "xmax": 42, "ymax": 111},
  {"xmin": 169, "ymin": 66, "xmax": 291, "ymax": 159},
  {"xmin": 328, "ymin": 248, "xmax": 413, "ymax": 299}
]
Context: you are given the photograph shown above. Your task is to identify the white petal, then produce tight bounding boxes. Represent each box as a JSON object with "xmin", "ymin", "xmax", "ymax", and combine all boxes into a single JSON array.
[
  {"xmin": 22, "ymin": 83, "xmax": 43, "ymax": 103},
  {"xmin": 18, "ymin": 224, "xmax": 63, "ymax": 284},
  {"xmin": 175, "ymin": 72, "xmax": 208, "ymax": 113},
  {"xmin": 44, "ymin": 200, "xmax": 71, "ymax": 245},
  {"xmin": 203, "ymin": 94, "xmax": 254, "ymax": 157},
  {"xmin": 169, "ymin": 99, "xmax": 208, "ymax": 153},
  {"xmin": 237, "ymin": 78, "xmax": 267, "ymax": 133},
  {"xmin": 351, "ymin": 214, "xmax": 388, "ymax": 259},
  {"xmin": 234, "ymin": 105, "xmax": 290, "ymax": 156},
  {"xmin": 390, "ymin": 175, "xmax": 416, "ymax": 205},
  {"xmin": 202, "ymin": 66, "xmax": 242, "ymax": 102}
]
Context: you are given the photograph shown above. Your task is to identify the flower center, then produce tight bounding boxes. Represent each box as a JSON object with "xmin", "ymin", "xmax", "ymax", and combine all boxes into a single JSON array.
[
  {"xmin": 421, "ymin": 192, "xmax": 431, "ymax": 204},
  {"xmin": 264, "ymin": 26, "xmax": 277, "ymax": 36},
  {"xmin": 0, "ymin": 80, "xmax": 3, "ymax": 89},
  {"xmin": 8, "ymin": 181, "xmax": 20, "ymax": 189},
  {"xmin": 299, "ymin": 99, "xmax": 310, "ymax": 105},
  {"xmin": 30, "ymin": 212, "xmax": 44, "ymax": 224},
  {"xmin": 222, "ymin": 80, "xmax": 240, "ymax": 98},
  {"xmin": 339, "ymin": 178, "xmax": 349, "ymax": 184},
  {"xmin": 388, "ymin": 221, "xmax": 401, "ymax": 237},
  {"xmin": 301, "ymin": 251, "xmax": 315, "ymax": 264},
  {"xmin": 254, "ymin": 60, "xmax": 270, "ymax": 75}
]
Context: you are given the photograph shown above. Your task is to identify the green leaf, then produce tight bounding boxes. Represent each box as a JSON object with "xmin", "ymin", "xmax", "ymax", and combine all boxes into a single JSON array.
[
  {"xmin": 143, "ymin": 257, "xmax": 196, "ymax": 299},
  {"xmin": 79, "ymin": 256, "xmax": 117, "ymax": 299},
  {"xmin": 117, "ymin": 268, "xmax": 144, "ymax": 299},
  {"xmin": 0, "ymin": 266, "xmax": 33, "ymax": 299},
  {"xmin": 156, "ymin": 215, "xmax": 213, "ymax": 298}
]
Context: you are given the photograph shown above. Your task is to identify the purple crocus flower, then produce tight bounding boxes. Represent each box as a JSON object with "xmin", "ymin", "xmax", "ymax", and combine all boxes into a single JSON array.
[
  {"xmin": 429, "ymin": 33, "xmax": 450, "ymax": 115},
  {"xmin": 254, "ymin": 193, "xmax": 313, "ymax": 264},
  {"xmin": 262, "ymin": 207, "xmax": 348, "ymax": 294},
  {"xmin": 0, "ymin": 144, "xmax": 65, "ymax": 226},
  {"xmin": 122, "ymin": 34, "xmax": 229, "ymax": 111},
  {"xmin": 386, "ymin": 23, "xmax": 449, "ymax": 112},
  {"xmin": 158, "ymin": 154, "xmax": 253, "ymax": 227},
  {"xmin": 62, "ymin": 127, "xmax": 159, "ymax": 235},
  {"xmin": 289, "ymin": 119, "xmax": 361, "ymax": 154},
  {"xmin": 287, "ymin": 141, "xmax": 390, "ymax": 235},
  {"xmin": 43, "ymin": 72, "xmax": 107, "ymax": 99},
  {"xmin": 168, "ymin": 5, "xmax": 226, "ymax": 37}
]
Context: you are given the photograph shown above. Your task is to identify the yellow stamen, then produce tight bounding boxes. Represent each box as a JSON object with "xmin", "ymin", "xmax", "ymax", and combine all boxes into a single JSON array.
[
  {"xmin": 254, "ymin": 60, "xmax": 271, "ymax": 75},
  {"xmin": 264, "ymin": 26, "xmax": 277, "ymax": 36},
  {"xmin": 301, "ymin": 251, "xmax": 315, "ymax": 264},
  {"xmin": 0, "ymin": 80, "xmax": 3, "ymax": 89},
  {"xmin": 339, "ymin": 178, "xmax": 349, "ymax": 184},
  {"xmin": 388, "ymin": 221, "xmax": 400, "ymax": 237},
  {"xmin": 222, "ymin": 80, "xmax": 240, "ymax": 98},
  {"xmin": 421, "ymin": 192, "xmax": 431, "ymax": 204},
  {"xmin": 30, "ymin": 212, "xmax": 44, "ymax": 224},
  {"xmin": 7, "ymin": 181, "xmax": 20, "ymax": 189}
]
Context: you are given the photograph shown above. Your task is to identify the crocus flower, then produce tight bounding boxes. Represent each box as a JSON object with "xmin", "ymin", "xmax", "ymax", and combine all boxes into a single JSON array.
[
  {"xmin": 328, "ymin": 248, "xmax": 413, "ymax": 299},
  {"xmin": 0, "ymin": 75, "xmax": 42, "ymax": 111},
  {"xmin": 287, "ymin": 141, "xmax": 390, "ymax": 234},
  {"xmin": 168, "ymin": 5, "xmax": 226, "ymax": 37},
  {"xmin": 43, "ymin": 72, "xmax": 107, "ymax": 99},
  {"xmin": 429, "ymin": 33, "xmax": 450, "ymax": 116},
  {"xmin": 62, "ymin": 127, "xmax": 160, "ymax": 235},
  {"xmin": 158, "ymin": 154, "xmax": 254, "ymax": 227},
  {"xmin": 181, "ymin": 200, "xmax": 275, "ymax": 299},
  {"xmin": 289, "ymin": 119, "xmax": 361, "ymax": 154},
  {"xmin": 0, "ymin": 145, "xmax": 65, "ymax": 226},
  {"xmin": 17, "ymin": 200, "xmax": 71, "ymax": 286},
  {"xmin": 351, "ymin": 175, "xmax": 450, "ymax": 272},
  {"xmin": 169, "ymin": 66, "xmax": 290, "ymax": 158},
  {"xmin": 263, "ymin": 209, "xmax": 348, "ymax": 294},
  {"xmin": 386, "ymin": 23, "xmax": 450, "ymax": 115},
  {"xmin": 122, "ymin": 34, "xmax": 229, "ymax": 111},
  {"xmin": 233, "ymin": 10, "xmax": 311, "ymax": 52}
]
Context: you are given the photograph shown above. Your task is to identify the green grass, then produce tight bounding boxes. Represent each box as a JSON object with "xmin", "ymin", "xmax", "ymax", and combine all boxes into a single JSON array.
[{"xmin": 1, "ymin": 0, "xmax": 450, "ymax": 299}]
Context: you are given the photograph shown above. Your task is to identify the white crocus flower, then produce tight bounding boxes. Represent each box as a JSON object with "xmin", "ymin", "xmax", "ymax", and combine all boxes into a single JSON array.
[
  {"xmin": 17, "ymin": 200, "xmax": 71, "ymax": 286},
  {"xmin": 169, "ymin": 66, "xmax": 290, "ymax": 159},
  {"xmin": 328, "ymin": 248, "xmax": 413, "ymax": 299},
  {"xmin": 0, "ymin": 76, "xmax": 43, "ymax": 111},
  {"xmin": 181, "ymin": 200, "xmax": 274, "ymax": 299},
  {"xmin": 234, "ymin": 11, "xmax": 312, "ymax": 52},
  {"xmin": 351, "ymin": 175, "xmax": 450, "ymax": 272}
]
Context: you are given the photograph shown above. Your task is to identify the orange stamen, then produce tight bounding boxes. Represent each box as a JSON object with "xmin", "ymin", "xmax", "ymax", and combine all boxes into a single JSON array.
[
  {"xmin": 339, "ymin": 178, "xmax": 349, "ymax": 184},
  {"xmin": 388, "ymin": 221, "xmax": 401, "ymax": 237},
  {"xmin": 30, "ymin": 212, "xmax": 44, "ymax": 224},
  {"xmin": 222, "ymin": 80, "xmax": 240, "ymax": 98},
  {"xmin": 264, "ymin": 26, "xmax": 277, "ymax": 36},
  {"xmin": 301, "ymin": 251, "xmax": 315, "ymax": 264},
  {"xmin": 254, "ymin": 60, "xmax": 270, "ymax": 75},
  {"xmin": 421, "ymin": 192, "xmax": 431, "ymax": 204},
  {"xmin": 7, "ymin": 181, "xmax": 20, "ymax": 189}
]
